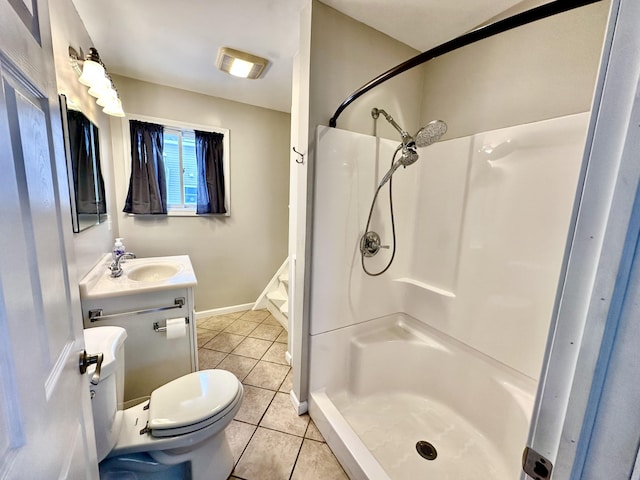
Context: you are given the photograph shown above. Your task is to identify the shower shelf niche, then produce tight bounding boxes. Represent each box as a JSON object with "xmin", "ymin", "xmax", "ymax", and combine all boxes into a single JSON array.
[{"xmin": 392, "ymin": 277, "xmax": 456, "ymax": 298}]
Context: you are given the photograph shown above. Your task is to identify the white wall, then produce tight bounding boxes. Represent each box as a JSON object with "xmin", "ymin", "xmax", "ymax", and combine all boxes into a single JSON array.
[
  {"xmin": 109, "ymin": 76, "xmax": 290, "ymax": 311},
  {"xmin": 311, "ymin": 114, "xmax": 588, "ymax": 379},
  {"xmin": 49, "ymin": 0, "xmax": 115, "ymax": 282}
]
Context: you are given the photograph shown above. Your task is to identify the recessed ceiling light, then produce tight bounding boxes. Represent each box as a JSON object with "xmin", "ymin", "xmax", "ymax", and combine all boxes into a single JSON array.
[{"xmin": 216, "ymin": 47, "xmax": 268, "ymax": 79}]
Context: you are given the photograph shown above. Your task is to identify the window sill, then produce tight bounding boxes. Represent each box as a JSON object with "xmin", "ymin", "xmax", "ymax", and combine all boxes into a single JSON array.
[
  {"xmin": 125, "ymin": 211, "xmax": 230, "ymax": 217},
  {"xmin": 168, "ymin": 210, "xmax": 230, "ymax": 217},
  {"xmin": 167, "ymin": 209, "xmax": 197, "ymax": 217}
]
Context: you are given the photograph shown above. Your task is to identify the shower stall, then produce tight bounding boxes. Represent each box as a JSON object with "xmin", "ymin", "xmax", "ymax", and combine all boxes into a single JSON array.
[
  {"xmin": 287, "ymin": 0, "xmax": 620, "ymax": 478},
  {"xmin": 306, "ymin": 113, "xmax": 589, "ymax": 479}
]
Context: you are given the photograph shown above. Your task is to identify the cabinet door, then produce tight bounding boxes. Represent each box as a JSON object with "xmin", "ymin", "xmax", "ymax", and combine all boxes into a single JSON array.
[
  {"xmin": 83, "ymin": 289, "xmax": 195, "ymax": 402},
  {"xmin": 120, "ymin": 309, "xmax": 193, "ymax": 402}
]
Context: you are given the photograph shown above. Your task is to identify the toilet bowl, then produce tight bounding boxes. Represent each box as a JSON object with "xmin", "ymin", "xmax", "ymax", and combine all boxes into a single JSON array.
[{"xmin": 84, "ymin": 326, "xmax": 243, "ymax": 480}]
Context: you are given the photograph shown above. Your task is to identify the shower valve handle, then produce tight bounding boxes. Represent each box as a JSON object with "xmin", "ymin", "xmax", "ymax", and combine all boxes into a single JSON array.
[{"xmin": 360, "ymin": 231, "xmax": 389, "ymax": 257}]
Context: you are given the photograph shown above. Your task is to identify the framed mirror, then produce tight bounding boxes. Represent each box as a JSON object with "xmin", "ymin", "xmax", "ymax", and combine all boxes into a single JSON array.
[{"xmin": 59, "ymin": 94, "xmax": 107, "ymax": 233}]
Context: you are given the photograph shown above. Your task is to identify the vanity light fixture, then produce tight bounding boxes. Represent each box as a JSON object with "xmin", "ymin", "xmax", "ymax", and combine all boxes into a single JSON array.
[
  {"xmin": 69, "ymin": 46, "xmax": 125, "ymax": 117},
  {"xmin": 216, "ymin": 47, "xmax": 269, "ymax": 79}
]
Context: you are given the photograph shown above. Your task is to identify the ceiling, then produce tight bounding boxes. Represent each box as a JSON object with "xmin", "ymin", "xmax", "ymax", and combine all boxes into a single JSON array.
[{"xmin": 70, "ymin": 0, "xmax": 527, "ymax": 113}]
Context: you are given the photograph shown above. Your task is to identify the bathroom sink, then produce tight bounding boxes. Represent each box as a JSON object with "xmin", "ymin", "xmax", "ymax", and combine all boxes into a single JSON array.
[
  {"xmin": 127, "ymin": 263, "xmax": 181, "ymax": 282},
  {"xmin": 79, "ymin": 254, "xmax": 197, "ymax": 299}
]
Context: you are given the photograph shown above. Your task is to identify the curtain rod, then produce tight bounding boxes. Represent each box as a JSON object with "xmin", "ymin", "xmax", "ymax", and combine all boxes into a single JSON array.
[{"xmin": 329, "ymin": 0, "xmax": 602, "ymax": 128}]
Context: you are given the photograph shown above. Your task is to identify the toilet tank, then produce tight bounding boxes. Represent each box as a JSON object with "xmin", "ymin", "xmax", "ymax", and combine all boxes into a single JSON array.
[{"xmin": 83, "ymin": 326, "xmax": 127, "ymax": 462}]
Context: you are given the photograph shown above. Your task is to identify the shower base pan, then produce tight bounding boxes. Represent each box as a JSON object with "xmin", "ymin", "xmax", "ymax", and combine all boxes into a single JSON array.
[{"xmin": 308, "ymin": 313, "xmax": 536, "ymax": 479}]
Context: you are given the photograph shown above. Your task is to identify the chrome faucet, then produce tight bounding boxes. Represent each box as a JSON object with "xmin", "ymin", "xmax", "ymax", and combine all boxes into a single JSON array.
[{"xmin": 109, "ymin": 252, "xmax": 136, "ymax": 278}]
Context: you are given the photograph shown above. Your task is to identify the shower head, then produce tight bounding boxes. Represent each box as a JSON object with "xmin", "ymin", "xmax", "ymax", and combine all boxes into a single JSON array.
[
  {"xmin": 374, "ymin": 116, "xmax": 448, "ymax": 188},
  {"xmin": 392, "ymin": 119, "xmax": 447, "ymax": 172},
  {"xmin": 415, "ymin": 120, "xmax": 448, "ymax": 148},
  {"xmin": 400, "ymin": 145, "xmax": 419, "ymax": 166}
]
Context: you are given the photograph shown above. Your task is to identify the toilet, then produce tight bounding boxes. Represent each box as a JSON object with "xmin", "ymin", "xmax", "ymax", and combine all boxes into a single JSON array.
[{"xmin": 84, "ymin": 326, "xmax": 243, "ymax": 480}]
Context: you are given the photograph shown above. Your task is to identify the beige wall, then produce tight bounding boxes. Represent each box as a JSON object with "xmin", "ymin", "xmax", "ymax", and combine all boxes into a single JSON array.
[
  {"xmin": 308, "ymin": 1, "xmax": 424, "ymax": 139},
  {"xmin": 49, "ymin": 0, "xmax": 116, "ymax": 283},
  {"xmin": 109, "ymin": 76, "xmax": 290, "ymax": 311},
  {"xmin": 49, "ymin": 0, "xmax": 290, "ymax": 311},
  {"xmin": 419, "ymin": 0, "xmax": 611, "ymax": 138}
]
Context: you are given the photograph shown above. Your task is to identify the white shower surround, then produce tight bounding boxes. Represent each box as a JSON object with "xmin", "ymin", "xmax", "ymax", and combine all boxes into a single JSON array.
[{"xmin": 308, "ymin": 113, "xmax": 589, "ymax": 479}]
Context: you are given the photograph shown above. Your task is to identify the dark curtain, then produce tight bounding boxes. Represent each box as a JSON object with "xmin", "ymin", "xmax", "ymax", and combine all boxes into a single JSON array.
[
  {"xmin": 124, "ymin": 120, "xmax": 167, "ymax": 214},
  {"xmin": 195, "ymin": 130, "xmax": 226, "ymax": 214},
  {"xmin": 67, "ymin": 110, "xmax": 105, "ymax": 214}
]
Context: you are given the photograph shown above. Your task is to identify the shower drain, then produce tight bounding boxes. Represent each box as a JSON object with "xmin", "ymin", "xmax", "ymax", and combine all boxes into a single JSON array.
[{"xmin": 416, "ymin": 441, "xmax": 437, "ymax": 461}]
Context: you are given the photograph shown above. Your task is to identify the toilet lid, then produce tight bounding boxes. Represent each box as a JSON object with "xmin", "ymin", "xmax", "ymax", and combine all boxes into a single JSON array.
[{"xmin": 149, "ymin": 369, "xmax": 240, "ymax": 434}]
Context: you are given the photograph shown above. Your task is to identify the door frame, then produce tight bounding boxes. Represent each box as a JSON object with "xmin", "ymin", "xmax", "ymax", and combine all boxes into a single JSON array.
[{"xmin": 525, "ymin": 0, "xmax": 640, "ymax": 477}]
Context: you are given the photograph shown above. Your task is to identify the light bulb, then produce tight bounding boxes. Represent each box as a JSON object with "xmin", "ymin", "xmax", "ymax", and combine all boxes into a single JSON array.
[
  {"xmin": 78, "ymin": 59, "xmax": 106, "ymax": 87},
  {"xmin": 103, "ymin": 98, "xmax": 125, "ymax": 117},
  {"xmin": 229, "ymin": 58, "xmax": 253, "ymax": 78}
]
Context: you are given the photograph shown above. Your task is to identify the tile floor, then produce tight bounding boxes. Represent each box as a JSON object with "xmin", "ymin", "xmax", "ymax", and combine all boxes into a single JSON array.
[{"xmin": 197, "ymin": 309, "xmax": 349, "ymax": 480}]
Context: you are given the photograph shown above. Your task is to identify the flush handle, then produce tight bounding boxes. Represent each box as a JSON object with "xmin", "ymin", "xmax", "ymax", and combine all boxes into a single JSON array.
[{"xmin": 79, "ymin": 350, "xmax": 104, "ymax": 385}]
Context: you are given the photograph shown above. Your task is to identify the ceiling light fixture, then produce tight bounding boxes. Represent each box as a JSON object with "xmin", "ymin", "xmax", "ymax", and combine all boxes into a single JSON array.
[
  {"xmin": 69, "ymin": 46, "xmax": 125, "ymax": 117},
  {"xmin": 216, "ymin": 47, "xmax": 269, "ymax": 79}
]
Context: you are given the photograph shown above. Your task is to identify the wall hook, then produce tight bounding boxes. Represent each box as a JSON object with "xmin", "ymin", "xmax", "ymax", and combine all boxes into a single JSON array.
[{"xmin": 293, "ymin": 147, "xmax": 304, "ymax": 164}]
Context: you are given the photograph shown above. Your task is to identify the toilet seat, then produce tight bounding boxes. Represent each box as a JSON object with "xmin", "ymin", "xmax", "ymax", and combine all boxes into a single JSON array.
[{"xmin": 149, "ymin": 369, "xmax": 241, "ymax": 438}]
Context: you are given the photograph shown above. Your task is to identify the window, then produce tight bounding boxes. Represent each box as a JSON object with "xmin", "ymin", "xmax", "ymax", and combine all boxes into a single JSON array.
[
  {"xmin": 125, "ymin": 115, "xmax": 230, "ymax": 216},
  {"xmin": 163, "ymin": 128, "xmax": 198, "ymax": 212}
]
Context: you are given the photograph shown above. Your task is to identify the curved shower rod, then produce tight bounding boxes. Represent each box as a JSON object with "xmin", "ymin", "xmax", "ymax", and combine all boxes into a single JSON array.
[{"xmin": 328, "ymin": 0, "xmax": 602, "ymax": 128}]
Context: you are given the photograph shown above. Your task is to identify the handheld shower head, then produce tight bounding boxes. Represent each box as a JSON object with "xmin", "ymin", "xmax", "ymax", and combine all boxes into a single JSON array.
[
  {"xmin": 379, "ymin": 144, "xmax": 419, "ymax": 187},
  {"xmin": 400, "ymin": 141, "xmax": 419, "ymax": 166}
]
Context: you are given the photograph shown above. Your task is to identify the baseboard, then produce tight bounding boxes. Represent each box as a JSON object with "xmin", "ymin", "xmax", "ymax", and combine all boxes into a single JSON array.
[
  {"xmin": 290, "ymin": 390, "xmax": 309, "ymax": 415},
  {"xmin": 285, "ymin": 350, "xmax": 292, "ymax": 366},
  {"xmin": 195, "ymin": 302, "xmax": 255, "ymax": 320}
]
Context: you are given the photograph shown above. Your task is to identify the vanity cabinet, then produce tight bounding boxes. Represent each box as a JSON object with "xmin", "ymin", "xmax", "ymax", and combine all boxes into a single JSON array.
[{"xmin": 79, "ymin": 255, "xmax": 198, "ymax": 403}]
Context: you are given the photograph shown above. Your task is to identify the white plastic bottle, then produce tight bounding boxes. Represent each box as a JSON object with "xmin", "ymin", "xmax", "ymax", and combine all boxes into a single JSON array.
[{"xmin": 112, "ymin": 238, "xmax": 125, "ymax": 262}]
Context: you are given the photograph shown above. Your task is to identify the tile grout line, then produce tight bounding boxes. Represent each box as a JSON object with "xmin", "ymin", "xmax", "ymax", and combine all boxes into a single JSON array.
[
  {"xmin": 288, "ymin": 438, "xmax": 305, "ymax": 480},
  {"xmin": 230, "ymin": 421, "xmax": 258, "ymax": 479}
]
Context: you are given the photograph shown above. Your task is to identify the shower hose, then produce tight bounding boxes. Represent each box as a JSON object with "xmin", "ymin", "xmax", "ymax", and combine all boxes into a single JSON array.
[{"xmin": 361, "ymin": 145, "xmax": 401, "ymax": 276}]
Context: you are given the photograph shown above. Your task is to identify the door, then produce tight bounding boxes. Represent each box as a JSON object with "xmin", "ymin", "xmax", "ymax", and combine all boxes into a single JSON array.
[
  {"xmin": 0, "ymin": 0, "xmax": 98, "ymax": 478},
  {"xmin": 524, "ymin": 0, "xmax": 640, "ymax": 478}
]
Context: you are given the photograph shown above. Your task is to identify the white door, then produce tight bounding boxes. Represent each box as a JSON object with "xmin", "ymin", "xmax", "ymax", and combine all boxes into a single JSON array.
[
  {"xmin": 524, "ymin": 0, "xmax": 640, "ymax": 478},
  {"xmin": 0, "ymin": 0, "xmax": 98, "ymax": 478}
]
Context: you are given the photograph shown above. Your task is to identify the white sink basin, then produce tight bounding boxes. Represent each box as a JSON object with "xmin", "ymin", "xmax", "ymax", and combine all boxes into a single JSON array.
[
  {"xmin": 127, "ymin": 263, "xmax": 181, "ymax": 282},
  {"xmin": 79, "ymin": 254, "xmax": 197, "ymax": 299}
]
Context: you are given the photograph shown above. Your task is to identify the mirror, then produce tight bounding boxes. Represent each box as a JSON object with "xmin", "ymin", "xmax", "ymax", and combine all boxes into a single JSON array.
[{"xmin": 60, "ymin": 94, "xmax": 107, "ymax": 232}]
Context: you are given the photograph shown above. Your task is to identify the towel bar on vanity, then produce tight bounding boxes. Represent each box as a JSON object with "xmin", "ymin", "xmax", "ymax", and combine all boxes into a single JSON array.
[{"xmin": 89, "ymin": 298, "xmax": 185, "ymax": 323}]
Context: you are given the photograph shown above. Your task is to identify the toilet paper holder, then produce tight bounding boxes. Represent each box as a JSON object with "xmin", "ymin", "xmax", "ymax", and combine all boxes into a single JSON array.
[{"xmin": 153, "ymin": 317, "xmax": 189, "ymax": 333}]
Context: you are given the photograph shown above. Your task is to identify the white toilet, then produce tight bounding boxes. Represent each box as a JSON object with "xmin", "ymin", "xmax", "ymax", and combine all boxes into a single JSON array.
[{"xmin": 84, "ymin": 326, "xmax": 243, "ymax": 480}]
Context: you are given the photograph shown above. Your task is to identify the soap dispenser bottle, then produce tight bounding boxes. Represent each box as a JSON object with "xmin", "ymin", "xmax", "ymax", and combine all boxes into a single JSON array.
[{"xmin": 112, "ymin": 238, "xmax": 125, "ymax": 262}]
